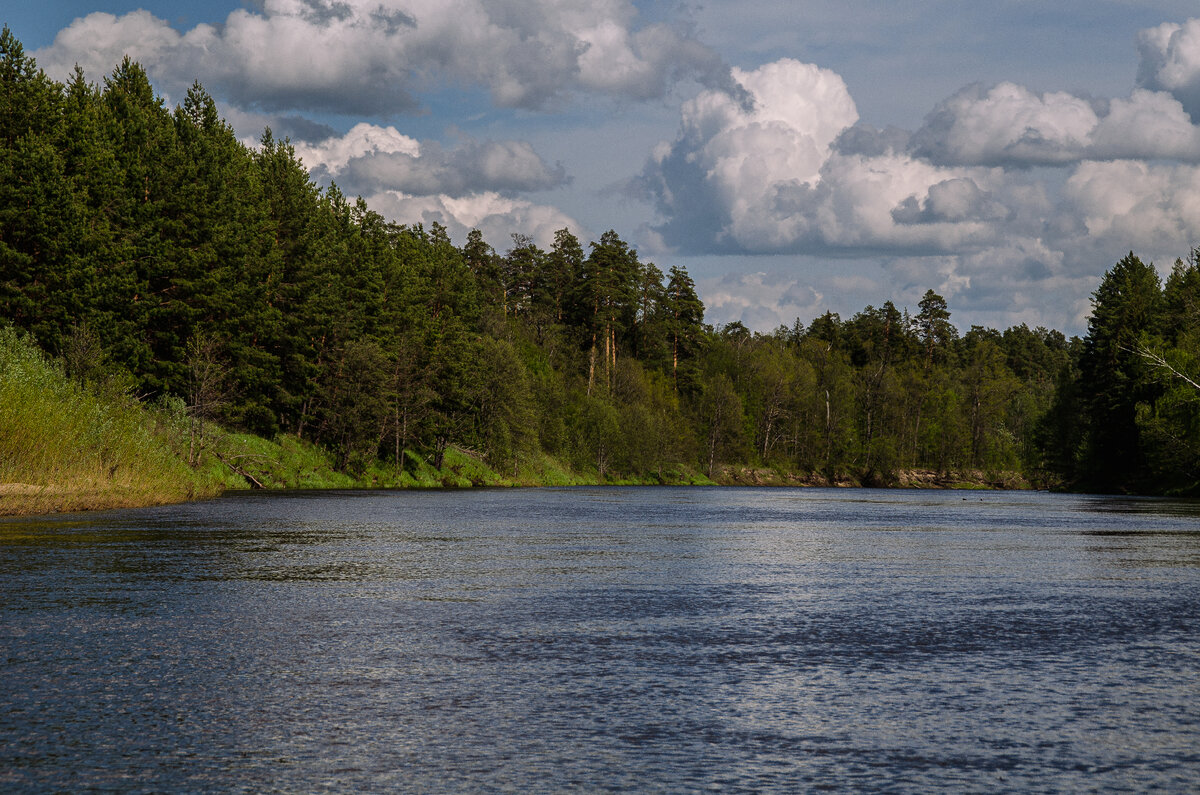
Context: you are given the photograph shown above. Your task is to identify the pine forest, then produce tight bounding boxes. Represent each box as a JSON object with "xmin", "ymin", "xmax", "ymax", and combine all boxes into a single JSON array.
[{"xmin": 3, "ymin": 28, "xmax": 1199, "ymax": 499}]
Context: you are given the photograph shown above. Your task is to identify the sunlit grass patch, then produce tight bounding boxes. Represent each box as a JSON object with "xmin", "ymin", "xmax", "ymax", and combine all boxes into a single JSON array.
[{"xmin": 0, "ymin": 327, "xmax": 221, "ymax": 515}]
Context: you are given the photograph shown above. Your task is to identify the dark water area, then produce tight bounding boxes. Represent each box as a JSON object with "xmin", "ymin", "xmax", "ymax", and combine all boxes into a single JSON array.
[{"xmin": 2, "ymin": 487, "xmax": 1199, "ymax": 792}]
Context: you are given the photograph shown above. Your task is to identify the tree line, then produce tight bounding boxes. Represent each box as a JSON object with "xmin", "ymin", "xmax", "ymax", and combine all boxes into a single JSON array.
[{"xmin": 1, "ymin": 28, "xmax": 1197, "ymax": 494}]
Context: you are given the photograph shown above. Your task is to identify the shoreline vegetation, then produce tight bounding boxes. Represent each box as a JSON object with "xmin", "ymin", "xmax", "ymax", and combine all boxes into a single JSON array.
[
  {"xmin": 0, "ymin": 325, "xmax": 1032, "ymax": 518},
  {"xmin": 1, "ymin": 323, "xmax": 1039, "ymax": 518},
  {"xmin": 0, "ymin": 326, "xmax": 219, "ymax": 517},
  {"xmin": 0, "ymin": 473, "xmax": 1033, "ymax": 519},
  {"xmin": 2, "ymin": 28, "xmax": 1198, "ymax": 515}
]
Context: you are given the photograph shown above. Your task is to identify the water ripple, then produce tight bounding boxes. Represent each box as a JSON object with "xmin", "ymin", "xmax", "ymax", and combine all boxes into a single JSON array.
[{"xmin": 1, "ymin": 487, "xmax": 1198, "ymax": 792}]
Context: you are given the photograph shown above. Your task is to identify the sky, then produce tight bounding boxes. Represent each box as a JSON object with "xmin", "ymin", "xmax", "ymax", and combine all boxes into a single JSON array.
[{"xmin": 8, "ymin": 0, "xmax": 1200, "ymax": 335}]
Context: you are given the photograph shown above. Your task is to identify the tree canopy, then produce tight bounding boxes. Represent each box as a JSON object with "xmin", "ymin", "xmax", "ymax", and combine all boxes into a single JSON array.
[{"xmin": 1, "ymin": 28, "xmax": 1197, "ymax": 494}]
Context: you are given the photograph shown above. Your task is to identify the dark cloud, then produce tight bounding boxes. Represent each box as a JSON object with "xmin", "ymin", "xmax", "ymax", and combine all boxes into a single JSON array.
[
  {"xmin": 369, "ymin": 5, "xmax": 416, "ymax": 34},
  {"xmin": 272, "ymin": 115, "xmax": 339, "ymax": 143},
  {"xmin": 834, "ymin": 124, "xmax": 911, "ymax": 157},
  {"xmin": 336, "ymin": 139, "xmax": 569, "ymax": 197},
  {"xmin": 298, "ymin": 0, "xmax": 355, "ymax": 25}
]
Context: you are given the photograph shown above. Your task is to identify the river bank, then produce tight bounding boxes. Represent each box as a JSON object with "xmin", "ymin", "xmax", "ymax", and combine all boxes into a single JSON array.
[
  {"xmin": 0, "ymin": 325, "xmax": 1040, "ymax": 520},
  {"xmin": 0, "ymin": 481, "xmax": 213, "ymax": 516},
  {"xmin": 0, "ymin": 328, "xmax": 224, "ymax": 519},
  {"xmin": 715, "ymin": 466, "xmax": 1034, "ymax": 490},
  {"xmin": 0, "ymin": 455, "xmax": 1035, "ymax": 518}
]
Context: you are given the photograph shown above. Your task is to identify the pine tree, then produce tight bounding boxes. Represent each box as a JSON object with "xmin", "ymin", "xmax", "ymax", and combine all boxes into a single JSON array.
[
  {"xmin": 0, "ymin": 27, "xmax": 74, "ymax": 350},
  {"xmin": 1077, "ymin": 253, "xmax": 1164, "ymax": 491},
  {"xmin": 664, "ymin": 265, "xmax": 703, "ymax": 393}
]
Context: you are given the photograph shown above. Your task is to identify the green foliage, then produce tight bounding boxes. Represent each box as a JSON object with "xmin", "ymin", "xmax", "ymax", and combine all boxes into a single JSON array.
[
  {"xmin": 917, "ymin": 289, "xmax": 957, "ymax": 366},
  {"xmin": 1075, "ymin": 253, "xmax": 1164, "ymax": 491},
  {"xmin": 2, "ymin": 29, "xmax": 1197, "ymax": 497},
  {"xmin": 0, "ymin": 327, "xmax": 219, "ymax": 513}
]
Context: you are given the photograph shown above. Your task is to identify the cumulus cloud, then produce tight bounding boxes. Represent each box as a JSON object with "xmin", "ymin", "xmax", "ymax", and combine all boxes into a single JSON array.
[
  {"xmin": 292, "ymin": 124, "xmax": 422, "ymax": 173},
  {"xmin": 911, "ymin": 83, "xmax": 1099, "ymax": 166},
  {"xmin": 1064, "ymin": 160, "xmax": 1200, "ymax": 251},
  {"xmin": 365, "ymin": 190, "xmax": 580, "ymax": 249},
  {"xmin": 642, "ymin": 59, "xmax": 1004, "ymax": 256},
  {"xmin": 34, "ymin": 0, "xmax": 740, "ymax": 114},
  {"xmin": 291, "ymin": 123, "xmax": 568, "ymax": 198},
  {"xmin": 910, "ymin": 82, "xmax": 1200, "ymax": 166},
  {"xmin": 644, "ymin": 50, "xmax": 1200, "ymax": 333},
  {"xmin": 642, "ymin": 59, "xmax": 861, "ymax": 252},
  {"xmin": 880, "ymin": 241, "xmax": 1098, "ymax": 332},
  {"xmin": 32, "ymin": 10, "xmax": 185, "ymax": 89},
  {"xmin": 1138, "ymin": 18, "xmax": 1200, "ymax": 120},
  {"xmin": 890, "ymin": 177, "xmax": 1007, "ymax": 225},
  {"xmin": 1090, "ymin": 89, "xmax": 1200, "ymax": 160},
  {"xmin": 234, "ymin": 119, "xmax": 578, "ymax": 250},
  {"xmin": 699, "ymin": 271, "xmax": 828, "ymax": 331},
  {"xmin": 800, "ymin": 152, "xmax": 1001, "ymax": 252},
  {"xmin": 833, "ymin": 125, "xmax": 911, "ymax": 158},
  {"xmin": 645, "ymin": 53, "xmax": 1200, "ymax": 264}
]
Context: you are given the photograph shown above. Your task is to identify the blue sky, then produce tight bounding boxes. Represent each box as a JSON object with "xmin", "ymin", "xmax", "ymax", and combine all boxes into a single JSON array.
[{"xmin": 8, "ymin": 1, "xmax": 1200, "ymax": 335}]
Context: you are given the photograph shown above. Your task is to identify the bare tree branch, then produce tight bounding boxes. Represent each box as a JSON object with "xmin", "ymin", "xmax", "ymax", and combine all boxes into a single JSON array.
[{"xmin": 1125, "ymin": 344, "xmax": 1200, "ymax": 392}]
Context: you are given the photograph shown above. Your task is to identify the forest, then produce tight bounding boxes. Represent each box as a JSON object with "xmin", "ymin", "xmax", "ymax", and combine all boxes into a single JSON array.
[{"xmin": 2, "ymin": 27, "xmax": 1198, "ymax": 496}]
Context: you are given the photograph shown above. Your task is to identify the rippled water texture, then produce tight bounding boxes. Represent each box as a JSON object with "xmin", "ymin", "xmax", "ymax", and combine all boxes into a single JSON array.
[{"xmin": 2, "ymin": 487, "xmax": 1199, "ymax": 792}]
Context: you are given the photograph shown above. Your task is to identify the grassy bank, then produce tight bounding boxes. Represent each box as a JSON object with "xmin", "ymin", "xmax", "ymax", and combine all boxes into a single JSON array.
[
  {"xmin": 0, "ymin": 323, "xmax": 1028, "ymax": 519},
  {"xmin": 0, "ymin": 323, "xmax": 711, "ymax": 518},
  {"xmin": 196, "ymin": 432, "xmax": 713, "ymax": 492},
  {"xmin": 0, "ymin": 328, "xmax": 222, "ymax": 516}
]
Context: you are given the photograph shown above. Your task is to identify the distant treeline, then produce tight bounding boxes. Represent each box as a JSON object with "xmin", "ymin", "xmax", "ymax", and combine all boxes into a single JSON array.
[{"xmin": 2, "ymin": 28, "xmax": 1198, "ymax": 494}]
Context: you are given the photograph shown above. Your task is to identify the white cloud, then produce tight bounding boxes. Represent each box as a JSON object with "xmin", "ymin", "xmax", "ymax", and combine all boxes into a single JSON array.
[
  {"xmin": 643, "ymin": 60, "xmax": 1004, "ymax": 255},
  {"xmin": 365, "ymin": 190, "xmax": 581, "ymax": 250},
  {"xmin": 34, "ymin": 0, "xmax": 738, "ymax": 114},
  {"xmin": 911, "ymin": 82, "xmax": 1200, "ymax": 166},
  {"xmin": 31, "ymin": 10, "xmax": 185, "ymax": 94},
  {"xmin": 1090, "ymin": 89, "xmax": 1200, "ymax": 160},
  {"xmin": 699, "ymin": 271, "xmax": 827, "ymax": 331},
  {"xmin": 292, "ymin": 123, "xmax": 421, "ymax": 173},
  {"xmin": 911, "ymin": 83, "xmax": 1099, "ymax": 166},
  {"xmin": 291, "ymin": 123, "xmax": 568, "ymax": 198},
  {"xmin": 1064, "ymin": 160, "xmax": 1200, "ymax": 251},
  {"xmin": 643, "ymin": 59, "xmax": 861, "ymax": 252},
  {"xmin": 877, "ymin": 249, "xmax": 1096, "ymax": 333},
  {"xmin": 890, "ymin": 177, "xmax": 1007, "ymax": 225},
  {"xmin": 804, "ymin": 152, "xmax": 1001, "ymax": 251},
  {"xmin": 1138, "ymin": 18, "xmax": 1200, "ymax": 120},
  {"xmin": 643, "ymin": 51, "xmax": 1200, "ymax": 334}
]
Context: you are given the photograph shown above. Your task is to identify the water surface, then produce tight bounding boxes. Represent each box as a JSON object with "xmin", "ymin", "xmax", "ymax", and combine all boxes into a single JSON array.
[{"xmin": 2, "ymin": 487, "xmax": 1198, "ymax": 792}]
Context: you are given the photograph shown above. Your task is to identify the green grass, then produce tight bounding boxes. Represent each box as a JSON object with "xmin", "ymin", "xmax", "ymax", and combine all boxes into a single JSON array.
[
  {"xmin": 202, "ymin": 438, "xmax": 712, "ymax": 493},
  {"xmin": 196, "ymin": 431, "xmax": 358, "ymax": 490},
  {"xmin": 509, "ymin": 451, "xmax": 591, "ymax": 486},
  {"xmin": 0, "ymin": 327, "xmax": 221, "ymax": 515}
]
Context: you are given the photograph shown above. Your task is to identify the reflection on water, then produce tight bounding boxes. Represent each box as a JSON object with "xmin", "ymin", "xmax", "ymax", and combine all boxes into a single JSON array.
[{"xmin": 1, "ymin": 487, "xmax": 1199, "ymax": 792}]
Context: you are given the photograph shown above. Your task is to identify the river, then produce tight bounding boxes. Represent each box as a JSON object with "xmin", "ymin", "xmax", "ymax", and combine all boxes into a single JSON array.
[{"xmin": 2, "ymin": 487, "xmax": 1198, "ymax": 792}]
